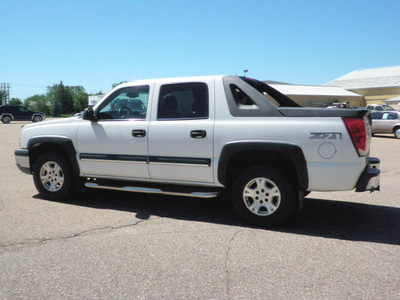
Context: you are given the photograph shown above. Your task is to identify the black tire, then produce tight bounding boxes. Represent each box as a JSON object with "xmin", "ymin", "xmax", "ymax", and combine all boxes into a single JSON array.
[
  {"xmin": 33, "ymin": 115, "xmax": 42, "ymax": 122},
  {"xmin": 230, "ymin": 166, "xmax": 297, "ymax": 226},
  {"xmin": 2, "ymin": 116, "xmax": 11, "ymax": 124},
  {"xmin": 393, "ymin": 127, "xmax": 400, "ymax": 139},
  {"xmin": 33, "ymin": 152, "xmax": 80, "ymax": 201}
]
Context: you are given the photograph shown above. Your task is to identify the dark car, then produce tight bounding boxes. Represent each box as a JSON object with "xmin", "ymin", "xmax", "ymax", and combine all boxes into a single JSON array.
[{"xmin": 0, "ymin": 105, "xmax": 46, "ymax": 124}]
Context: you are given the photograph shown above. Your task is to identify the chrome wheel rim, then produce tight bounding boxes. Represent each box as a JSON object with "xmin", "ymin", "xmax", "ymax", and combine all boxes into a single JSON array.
[
  {"xmin": 34, "ymin": 116, "xmax": 41, "ymax": 122},
  {"xmin": 243, "ymin": 177, "xmax": 281, "ymax": 216},
  {"xmin": 40, "ymin": 161, "xmax": 64, "ymax": 192},
  {"xmin": 3, "ymin": 116, "xmax": 11, "ymax": 123}
]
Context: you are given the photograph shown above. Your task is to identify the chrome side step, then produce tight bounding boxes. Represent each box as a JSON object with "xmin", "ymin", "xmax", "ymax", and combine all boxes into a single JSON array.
[{"xmin": 84, "ymin": 182, "xmax": 219, "ymax": 199}]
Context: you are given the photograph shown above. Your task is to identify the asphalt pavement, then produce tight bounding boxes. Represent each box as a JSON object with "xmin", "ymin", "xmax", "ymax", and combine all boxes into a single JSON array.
[{"xmin": 0, "ymin": 120, "xmax": 399, "ymax": 299}]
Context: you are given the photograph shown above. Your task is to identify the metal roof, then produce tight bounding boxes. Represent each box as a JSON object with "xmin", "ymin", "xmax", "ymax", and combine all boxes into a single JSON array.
[
  {"xmin": 386, "ymin": 96, "xmax": 400, "ymax": 102},
  {"xmin": 270, "ymin": 84, "xmax": 362, "ymax": 97},
  {"xmin": 324, "ymin": 66, "xmax": 400, "ymax": 89}
]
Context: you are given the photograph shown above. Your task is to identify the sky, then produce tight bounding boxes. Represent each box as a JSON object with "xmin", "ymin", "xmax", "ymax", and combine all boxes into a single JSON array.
[{"xmin": 1, "ymin": 0, "xmax": 399, "ymax": 100}]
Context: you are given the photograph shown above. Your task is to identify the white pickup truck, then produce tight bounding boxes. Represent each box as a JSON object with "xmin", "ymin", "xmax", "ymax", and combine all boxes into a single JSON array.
[{"xmin": 15, "ymin": 76, "xmax": 380, "ymax": 226}]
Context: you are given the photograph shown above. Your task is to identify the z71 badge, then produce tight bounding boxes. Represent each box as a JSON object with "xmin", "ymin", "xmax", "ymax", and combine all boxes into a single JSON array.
[{"xmin": 310, "ymin": 132, "xmax": 342, "ymax": 139}]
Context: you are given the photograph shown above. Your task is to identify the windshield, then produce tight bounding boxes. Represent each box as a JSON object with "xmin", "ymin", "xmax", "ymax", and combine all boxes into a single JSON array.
[
  {"xmin": 382, "ymin": 105, "xmax": 395, "ymax": 111},
  {"xmin": 240, "ymin": 77, "xmax": 301, "ymax": 107}
]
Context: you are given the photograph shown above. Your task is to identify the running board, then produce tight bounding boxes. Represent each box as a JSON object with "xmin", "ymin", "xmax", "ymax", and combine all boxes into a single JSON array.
[{"xmin": 84, "ymin": 182, "xmax": 219, "ymax": 199}]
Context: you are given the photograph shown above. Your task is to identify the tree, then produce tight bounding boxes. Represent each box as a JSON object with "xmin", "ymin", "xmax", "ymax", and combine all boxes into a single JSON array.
[
  {"xmin": 9, "ymin": 98, "xmax": 23, "ymax": 106},
  {"xmin": 90, "ymin": 90, "xmax": 103, "ymax": 96},
  {"xmin": 24, "ymin": 95, "xmax": 51, "ymax": 115},
  {"xmin": 47, "ymin": 81, "xmax": 73, "ymax": 116},
  {"xmin": 67, "ymin": 86, "xmax": 88, "ymax": 112},
  {"xmin": 51, "ymin": 97, "xmax": 62, "ymax": 117},
  {"xmin": 112, "ymin": 81, "xmax": 128, "ymax": 89}
]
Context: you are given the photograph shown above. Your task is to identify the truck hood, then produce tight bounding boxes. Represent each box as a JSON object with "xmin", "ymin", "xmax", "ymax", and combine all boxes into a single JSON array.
[{"xmin": 22, "ymin": 117, "xmax": 79, "ymax": 129}]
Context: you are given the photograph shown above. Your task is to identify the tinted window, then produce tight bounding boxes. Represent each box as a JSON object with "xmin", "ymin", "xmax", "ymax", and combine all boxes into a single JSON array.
[
  {"xmin": 383, "ymin": 112, "xmax": 398, "ymax": 120},
  {"xmin": 97, "ymin": 86, "xmax": 149, "ymax": 120},
  {"xmin": 157, "ymin": 82, "xmax": 208, "ymax": 119},
  {"xmin": 382, "ymin": 105, "xmax": 395, "ymax": 111},
  {"xmin": 230, "ymin": 84, "xmax": 258, "ymax": 108},
  {"xmin": 240, "ymin": 77, "xmax": 300, "ymax": 107},
  {"xmin": 371, "ymin": 112, "xmax": 382, "ymax": 119},
  {"xmin": 19, "ymin": 107, "xmax": 30, "ymax": 113}
]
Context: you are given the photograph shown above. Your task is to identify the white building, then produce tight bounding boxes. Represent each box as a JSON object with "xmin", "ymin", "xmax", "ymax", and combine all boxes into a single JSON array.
[
  {"xmin": 324, "ymin": 65, "xmax": 400, "ymax": 106},
  {"xmin": 88, "ymin": 95, "xmax": 105, "ymax": 106},
  {"xmin": 269, "ymin": 83, "xmax": 364, "ymax": 108}
]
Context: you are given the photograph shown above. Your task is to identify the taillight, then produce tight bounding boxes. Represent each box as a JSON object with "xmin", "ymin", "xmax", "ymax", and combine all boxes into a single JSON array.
[{"xmin": 342, "ymin": 117, "xmax": 370, "ymax": 157}]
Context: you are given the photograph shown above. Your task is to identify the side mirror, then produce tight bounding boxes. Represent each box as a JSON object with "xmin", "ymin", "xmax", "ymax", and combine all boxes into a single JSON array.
[{"xmin": 82, "ymin": 107, "xmax": 96, "ymax": 121}]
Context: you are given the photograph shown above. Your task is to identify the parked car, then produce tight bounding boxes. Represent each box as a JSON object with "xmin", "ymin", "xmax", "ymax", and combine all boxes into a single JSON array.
[
  {"xmin": 366, "ymin": 104, "xmax": 396, "ymax": 111},
  {"xmin": 371, "ymin": 111, "xmax": 400, "ymax": 138},
  {"xmin": 327, "ymin": 102, "xmax": 350, "ymax": 109},
  {"xmin": 0, "ymin": 105, "xmax": 45, "ymax": 124}
]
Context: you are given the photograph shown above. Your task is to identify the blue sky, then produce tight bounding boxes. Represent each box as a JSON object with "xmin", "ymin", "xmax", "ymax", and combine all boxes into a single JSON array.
[{"xmin": 1, "ymin": 0, "xmax": 399, "ymax": 100}]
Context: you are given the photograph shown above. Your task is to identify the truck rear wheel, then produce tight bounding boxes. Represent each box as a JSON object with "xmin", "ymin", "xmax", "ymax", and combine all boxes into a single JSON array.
[
  {"xmin": 393, "ymin": 127, "xmax": 400, "ymax": 139},
  {"xmin": 33, "ymin": 152, "xmax": 78, "ymax": 201},
  {"xmin": 33, "ymin": 115, "xmax": 42, "ymax": 122},
  {"xmin": 230, "ymin": 166, "xmax": 297, "ymax": 226},
  {"xmin": 2, "ymin": 116, "xmax": 11, "ymax": 124}
]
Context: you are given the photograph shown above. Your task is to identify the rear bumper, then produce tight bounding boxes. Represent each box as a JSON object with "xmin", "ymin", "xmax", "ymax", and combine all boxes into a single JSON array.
[
  {"xmin": 355, "ymin": 157, "xmax": 380, "ymax": 192},
  {"xmin": 15, "ymin": 149, "xmax": 31, "ymax": 174}
]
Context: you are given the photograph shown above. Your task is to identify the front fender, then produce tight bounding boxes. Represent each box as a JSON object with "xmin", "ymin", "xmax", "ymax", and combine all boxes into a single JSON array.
[
  {"xmin": 0, "ymin": 113, "xmax": 14, "ymax": 120},
  {"xmin": 27, "ymin": 136, "xmax": 80, "ymax": 175}
]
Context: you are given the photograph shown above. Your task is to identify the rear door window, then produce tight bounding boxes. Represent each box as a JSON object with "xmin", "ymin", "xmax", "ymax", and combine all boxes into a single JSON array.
[
  {"xmin": 371, "ymin": 112, "xmax": 383, "ymax": 119},
  {"xmin": 157, "ymin": 82, "xmax": 208, "ymax": 120}
]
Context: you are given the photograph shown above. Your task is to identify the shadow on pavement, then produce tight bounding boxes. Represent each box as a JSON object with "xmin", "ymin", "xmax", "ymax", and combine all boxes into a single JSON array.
[
  {"xmin": 372, "ymin": 134, "xmax": 398, "ymax": 139},
  {"xmin": 35, "ymin": 189, "xmax": 400, "ymax": 246}
]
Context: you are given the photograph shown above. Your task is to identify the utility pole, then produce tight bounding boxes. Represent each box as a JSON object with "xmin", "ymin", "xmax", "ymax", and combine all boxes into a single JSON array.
[
  {"xmin": 0, "ymin": 83, "xmax": 11, "ymax": 105},
  {"xmin": 6, "ymin": 84, "xmax": 10, "ymax": 104},
  {"xmin": 0, "ymin": 83, "xmax": 5, "ymax": 105}
]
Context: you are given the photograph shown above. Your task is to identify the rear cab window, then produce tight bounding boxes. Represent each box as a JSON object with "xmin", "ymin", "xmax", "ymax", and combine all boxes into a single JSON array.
[{"xmin": 222, "ymin": 76, "xmax": 298, "ymax": 117}]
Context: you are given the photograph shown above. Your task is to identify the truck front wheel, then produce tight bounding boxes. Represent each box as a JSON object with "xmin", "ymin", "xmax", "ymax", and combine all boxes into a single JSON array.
[
  {"xmin": 33, "ymin": 152, "xmax": 78, "ymax": 201},
  {"xmin": 230, "ymin": 166, "xmax": 297, "ymax": 226}
]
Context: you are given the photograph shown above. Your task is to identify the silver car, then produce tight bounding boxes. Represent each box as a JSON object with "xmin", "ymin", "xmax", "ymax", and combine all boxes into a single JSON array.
[
  {"xmin": 371, "ymin": 111, "xmax": 400, "ymax": 138},
  {"xmin": 367, "ymin": 104, "xmax": 396, "ymax": 111}
]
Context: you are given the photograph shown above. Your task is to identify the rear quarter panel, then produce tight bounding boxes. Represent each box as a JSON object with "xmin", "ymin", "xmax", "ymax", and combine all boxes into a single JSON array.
[{"xmin": 213, "ymin": 115, "xmax": 367, "ymax": 191}]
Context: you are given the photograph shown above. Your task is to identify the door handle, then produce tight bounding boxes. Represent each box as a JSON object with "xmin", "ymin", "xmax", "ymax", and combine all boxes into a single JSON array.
[
  {"xmin": 190, "ymin": 130, "xmax": 207, "ymax": 139},
  {"xmin": 132, "ymin": 129, "xmax": 146, "ymax": 137}
]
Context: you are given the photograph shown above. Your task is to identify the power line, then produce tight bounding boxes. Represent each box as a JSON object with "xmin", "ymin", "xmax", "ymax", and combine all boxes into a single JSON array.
[{"xmin": 9, "ymin": 82, "xmax": 48, "ymax": 89}]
